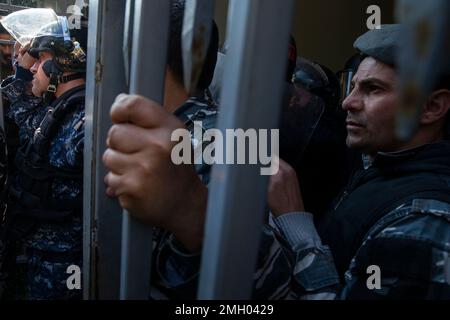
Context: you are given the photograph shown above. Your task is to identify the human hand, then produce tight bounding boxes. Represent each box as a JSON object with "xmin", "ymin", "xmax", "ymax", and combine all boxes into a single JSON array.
[
  {"xmin": 17, "ymin": 42, "xmax": 36, "ymax": 70},
  {"xmin": 267, "ymin": 158, "xmax": 305, "ymax": 217},
  {"xmin": 103, "ymin": 94, "xmax": 208, "ymax": 252}
]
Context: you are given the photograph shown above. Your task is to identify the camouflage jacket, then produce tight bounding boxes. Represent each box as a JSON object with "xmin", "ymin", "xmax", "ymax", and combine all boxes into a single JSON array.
[
  {"xmin": 317, "ymin": 142, "xmax": 450, "ymax": 300},
  {"xmin": 152, "ymin": 109, "xmax": 450, "ymax": 300},
  {"xmin": 273, "ymin": 143, "xmax": 450, "ymax": 300},
  {"xmin": 1, "ymin": 75, "xmax": 85, "ymax": 300}
]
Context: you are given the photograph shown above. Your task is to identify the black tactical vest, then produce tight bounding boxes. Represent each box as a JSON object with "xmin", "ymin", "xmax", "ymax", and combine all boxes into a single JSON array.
[
  {"xmin": 8, "ymin": 85, "xmax": 85, "ymax": 222},
  {"xmin": 318, "ymin": 142, "xmax": 450, "ymax": 279}
]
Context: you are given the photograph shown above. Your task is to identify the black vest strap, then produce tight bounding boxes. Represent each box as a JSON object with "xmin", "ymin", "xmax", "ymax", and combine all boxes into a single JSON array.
[
  {"xmin": 10, "ymin": 86, "xmax": 85, "ymax": 218},
  {"xmin": 319, "ymin": 171, "xmax": 450, "ymax": 279}
]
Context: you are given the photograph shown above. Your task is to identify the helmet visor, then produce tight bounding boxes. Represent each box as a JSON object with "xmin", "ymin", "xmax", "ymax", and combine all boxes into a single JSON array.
[
  {"xmin": 35, "ymin": 16, "xmax": 72, "ymax": 41},
  {"xmin": 0, "ymin": 8, "xmax": 59, "ymax": 46},
  {"xmin": 279, "ymin": 83, "xmax": 326, "ymax": 164},
  {"xmin": 337, "ymin": 69, "xmax": 355, "ymax": 103}
]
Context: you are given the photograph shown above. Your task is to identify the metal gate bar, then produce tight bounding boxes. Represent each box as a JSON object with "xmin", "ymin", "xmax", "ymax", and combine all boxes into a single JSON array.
[
  {"xmin": 119, "ymin": 0, "xmax": 171, "ymax": 300},
  {"xmin": 198, "ymin": 0, "xmax": 296, "ymax": 300},
  {"xmin": 84, "ymin": 0, "xmax": 128, "ymax": 300}
]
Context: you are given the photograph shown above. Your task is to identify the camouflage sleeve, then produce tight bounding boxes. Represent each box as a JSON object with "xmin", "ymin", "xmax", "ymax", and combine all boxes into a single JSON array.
[
  {"xmin": 342, "ymin": 199, "xmax": 450, "ymax": 300},
  {"xmin": 152, "ymin": 225, "xmax": 318, "ymax": 300},
  {"xmin": 151, "ymin": 232, "xmax": 202, "ymax": 300},
  {"xmin": 272, "ymin": 213, "xmax": 340, "ymax": 300},
  {"xmin": 1, "ymin": 77, "xmax": 43, "ymax": 136},
  {"xmin": 61, "ymin": 110, "xmax": 85, "ymax": 168}
]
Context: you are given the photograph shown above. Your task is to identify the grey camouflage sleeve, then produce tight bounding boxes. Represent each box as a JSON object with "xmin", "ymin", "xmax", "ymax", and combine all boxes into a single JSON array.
[{"xmin": 273, "ymin": 213, "xmax": 340, "ymax": 300}]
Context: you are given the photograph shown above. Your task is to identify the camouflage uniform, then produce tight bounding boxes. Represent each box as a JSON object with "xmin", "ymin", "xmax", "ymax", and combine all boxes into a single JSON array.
[
  {"xmin": 151, "ymin": 111, "xmax": 450, "ymax": 299},
  {"xmin": 0, "ymin": 73, "xmax": 84, "ymax": 300}
]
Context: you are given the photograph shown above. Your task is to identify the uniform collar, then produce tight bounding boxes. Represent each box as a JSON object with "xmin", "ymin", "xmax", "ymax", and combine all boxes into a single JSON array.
[{"xmin": 364, "ymin": 141, "xmax": 450, "ymax": 169}]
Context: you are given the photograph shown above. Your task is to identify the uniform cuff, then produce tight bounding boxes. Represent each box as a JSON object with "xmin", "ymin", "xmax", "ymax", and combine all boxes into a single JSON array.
[
  {"xmin": 274, "ymin": 212, "xmax": 323, "ymax": 251},
  {"xmin": 15, "ymin": 65, "xmax": 34, "ymax": 82}
]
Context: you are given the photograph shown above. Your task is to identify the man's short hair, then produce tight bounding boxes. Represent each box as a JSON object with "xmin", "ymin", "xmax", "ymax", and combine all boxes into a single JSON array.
[{"xmin": 168, "ymin": 0, "xmax": 219, "ymax": 91}]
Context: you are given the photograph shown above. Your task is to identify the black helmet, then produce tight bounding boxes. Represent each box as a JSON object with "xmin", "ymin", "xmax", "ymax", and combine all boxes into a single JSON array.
[
  {"xmin": 29, "ymin": 16, "xmax": 87, "ymax": 74},
  {"xmin": 293, "ymin": 58, "xmax": 341, "ymax": 109},
  {"xmin": 28, "ymin": 16, "xmax": 87, "ymax": 104}
]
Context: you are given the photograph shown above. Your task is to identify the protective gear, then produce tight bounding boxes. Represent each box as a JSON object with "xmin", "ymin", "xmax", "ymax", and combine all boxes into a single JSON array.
[
  {"xmin": 281, "ymin": 58, "xmax": 341, "ymax": 166},
  {"xmin": 27, "ymin": 16, "xmax": 86, "ymax": 105},
  {"xmin": 337, "ymin": 53, "xmax": 364, "ymax": 103},
  {"xmin": 3, "ymin": 8, "xmax": 87, "ymax": 105},
  {"xmin": 279, "ymin": 83, "xmax": 326, "ymax": 166},
  {"xmin": 0, "ymin": 8, "xmax": 59, "ymax": 46},
  {"xmin": 319, "ymin": 142, "xmax": 450, "ymax": 280},
  {"xmin": 9, "ymin": 86, "xmax": 85, "ymax": 219},
  {"xmin": 281, "ymin": 58, "xmax": 349, "ymax": 218},
  {"xmin": 293, "ymin": 58, "xmax": 329, "ymax": 92},
  {"xmin": 28, "ymin": 16, "xmax": 87, "ymax": 74},
  {"xmin": 0, "ymin": 85, "xmax": 85, "ymax": 299},
  {"xmin": 293, "ymin": 58, "xmax": 341, "ymax": 108}
]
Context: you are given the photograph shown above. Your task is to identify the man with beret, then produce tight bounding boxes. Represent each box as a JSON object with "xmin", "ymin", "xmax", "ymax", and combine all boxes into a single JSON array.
[
  {"xmin": 103, "ymin": 22, "xmax": 450, "ymax": 300},
  {"xmin": 268, "ymin": 24, "xmax": 450, "ymax": 299}
]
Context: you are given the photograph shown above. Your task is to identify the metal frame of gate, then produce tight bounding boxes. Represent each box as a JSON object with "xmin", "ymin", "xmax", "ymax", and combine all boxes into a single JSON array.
[
  {"xmin": 84, "ymin": 0, "xmax": 296, "ymax": 300},
  {"xmin": 82, "ymin": 0, "xmax": 449, "ymax": 300},
  {"xmin": 83, "ymin": 0, "xmax": 127, "ymax": 299}
]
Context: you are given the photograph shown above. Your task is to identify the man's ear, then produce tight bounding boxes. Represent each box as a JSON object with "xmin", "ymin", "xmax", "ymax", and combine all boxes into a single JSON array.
[{"xmin": 421, "ymin": 89, "xmax": 450, "ymax": 125}]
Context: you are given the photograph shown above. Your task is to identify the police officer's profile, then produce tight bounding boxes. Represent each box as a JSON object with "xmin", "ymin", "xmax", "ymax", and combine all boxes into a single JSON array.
[{"xmin": 0, "ymin": 9, "xmax": 87, "ymax": 300}]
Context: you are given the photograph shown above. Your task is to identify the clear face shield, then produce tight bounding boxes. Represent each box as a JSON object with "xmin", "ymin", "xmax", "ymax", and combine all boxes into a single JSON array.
[
  {"xmin": 337, "ymin": 69, "xmax": 355, "ymax": 104},
  {"xmin": 279, "ymin": 82, "xmax": 326, "ymax": 165},
  {"xmin": 337, "ymin": 54, "xmax": 364, "ymax": 105},
  {"xmin": 34, "ymin": 16, "xmax": 72, "ymax": 41},
  {"xmin": 0, "ymin": 8, "xmax": 61, "ymax": 46}
]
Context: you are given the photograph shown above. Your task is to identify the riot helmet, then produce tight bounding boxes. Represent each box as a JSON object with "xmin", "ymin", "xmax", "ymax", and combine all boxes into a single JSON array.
[
  {"xmin": 28, "ymin": 16, "xmax": 87, "ymax": 103},
  {"xmin": 280, "ymin": 58, "xmax": 349, "ymax": 218},
  {"xmin": 1, "ymin": 9, "xmax": 87, "ymax": 104},
  {"xmin": 336, "ymin": 53, "xmax": 363, "ymax": 104}
]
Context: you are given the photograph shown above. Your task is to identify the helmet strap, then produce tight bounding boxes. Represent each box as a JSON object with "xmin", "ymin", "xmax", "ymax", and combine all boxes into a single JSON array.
[
  {"xmin": 41, "ymin": 59, "xmax": 85, "ymax": 104},
  {"xmin": 58, "ymin": 73, "xmax": 86, "ymax": 84},
  {"xmin": 43, "ymin": 72, "xmax": 59, "ymax": 105}
]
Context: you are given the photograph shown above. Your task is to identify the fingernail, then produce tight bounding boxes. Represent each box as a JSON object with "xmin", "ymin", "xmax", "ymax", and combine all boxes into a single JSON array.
[
  {"xmin": 115, "ymin": 93, "xmax": 128, "ymax": 103},
  {"xmin": 106, "ymin": 188, "xmax": 116, "ymax": 198}
]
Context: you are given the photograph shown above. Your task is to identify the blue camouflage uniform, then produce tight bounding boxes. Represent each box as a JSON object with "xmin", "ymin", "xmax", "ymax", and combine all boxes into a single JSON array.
[{"xmin": 0, "ymin": 67, "xmax": 84, "ymax": 300}]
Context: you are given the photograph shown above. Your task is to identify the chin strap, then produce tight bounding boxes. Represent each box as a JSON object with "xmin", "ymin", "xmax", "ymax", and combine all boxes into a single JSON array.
[
  {"xmin": 58, "ymin": 73, "xmax": 86, "ymax": 84},
  {"xmin": 43, "ymin": 72, "xmax": 58, "ymax": 105},
  {"xmin": 42, "ymin": 59, "xmax": 85, "ymax": 105}
]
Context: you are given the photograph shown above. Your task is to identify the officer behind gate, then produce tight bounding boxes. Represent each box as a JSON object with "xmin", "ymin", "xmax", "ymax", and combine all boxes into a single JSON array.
[
  {"xmin": 0, "ymin": 13, "xmax": 87, "ymax": 300},
  {"xmin": 103, "ymin": 23, "xmax": 450, "ymax": 300}
]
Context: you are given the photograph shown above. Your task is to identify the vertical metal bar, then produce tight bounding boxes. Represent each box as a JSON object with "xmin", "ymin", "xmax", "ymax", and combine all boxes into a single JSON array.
[
  {"xmin": 123, "ymin": 0, "xmax": 134, "ymax": 87},
  {"xmin": 198, "ymin": 0, "xmax": 296, "ymax": 300},
  {"xmin": 182, "ymin": 0, "xmax": 216, "ymax": 94},
  {"xmin": 84, "ymin": 0, "xmax": 128, "ymax": 300},
  {"xmin": 222, "ymin": 0, "xmax": 237, "ymax": 51},
  {"xmin": 396, "ymin": 0, "xmax": 450, "ymax": 140},
  {"xmin": 119, "ymin": 0, "xmax": 170, "ymax": 300}
]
